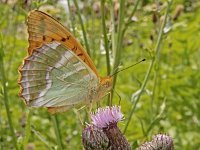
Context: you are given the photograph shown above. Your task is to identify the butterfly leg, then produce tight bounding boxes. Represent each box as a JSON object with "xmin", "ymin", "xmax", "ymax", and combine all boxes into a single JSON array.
[
  {"xmin": 89, "ymin": 101, "xmax": 93, "ymax": 112},
  {"xmin": 84, "ymin": 101, "xmax": 93, "ymax": 123},
  {"xmin": 108, "ymin": 91, "xmax": 112, "ymax": 106},
  {"xmin": 73, "ymin": 107, "xmax": 84, "ymax": 126}
]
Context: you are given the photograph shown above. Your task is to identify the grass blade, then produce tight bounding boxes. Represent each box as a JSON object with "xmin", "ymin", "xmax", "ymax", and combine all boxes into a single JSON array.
[
  {"xmin": 73, "ymin": 0, "xmax": 91, "ymax": 56},
  {"xmin": 0, "ymin": 34, "xmax": 19, "ymax": 150}
]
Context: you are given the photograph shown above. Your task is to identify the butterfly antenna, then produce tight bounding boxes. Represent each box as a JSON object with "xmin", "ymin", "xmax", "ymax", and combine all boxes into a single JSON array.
[
  {"xmin": 111, "ymin": 59, "xmax": 146, "ymax": 77},
  {"xmin": 112, "ymin": 62, "xmax": 123, "ymax": 74}
]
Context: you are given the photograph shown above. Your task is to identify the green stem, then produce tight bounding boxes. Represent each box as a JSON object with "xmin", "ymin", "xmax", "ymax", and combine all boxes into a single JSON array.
[
  {"xmin": 67, "ymin": 0, "xmax": 76, "ymax": 35},
  {"xmin": 123, "ymin": 1, "xmax": 172, "ymax": 134},
  {"xmin": 23, "ymin": 110, "xmax": 31, "ymax": 149},
  {"xmin": 110, "ymin": 0, "xmax": 116, "ymax": 60},
  {"xmin": 112, "ymin": 0, "xmax": 140, "ymax": 88},
  {"xmin": 124, "ymin": 0, "xmax": 140, "ymax": 30},
  {"xmin": 101, "ymin": 0, "xmax": 111, "ymax": 75},
  {"xmin": 73, "ymin": 0, "xmax": 91, "ymax": 56},
  {"xmin": 0, "ymin": 34, "xmax": 19, "ymax": 150},
  {"xmin": 151, "ymin": 69, "xmax": 158, "ymax": 114},
  {"xmin": 121, "ymin": 0, "xmax": 140, "ymax": 46},
  {"xmin": 111, "ymin": 0, "xmax": 125, "ymax": 94},
  {"xmin": 111, "ymin": 0, "xmax": 140, "ymax": 104},
  {"xmin": 31, "ymin": 127, "xmax": 53, "ymax": 149},
  {"xmin": 51, "ymin": 115, "xmax": 63, "ymax": 150},
  {"xmin": 113, "ymin": 0, "xmax": 125, "ymax": 71}
]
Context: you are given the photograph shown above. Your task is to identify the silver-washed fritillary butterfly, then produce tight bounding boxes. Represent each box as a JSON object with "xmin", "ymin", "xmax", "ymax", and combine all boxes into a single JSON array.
[{"xmin": 18, "ymin": 10, "xmax": 112, "ymax": 114}]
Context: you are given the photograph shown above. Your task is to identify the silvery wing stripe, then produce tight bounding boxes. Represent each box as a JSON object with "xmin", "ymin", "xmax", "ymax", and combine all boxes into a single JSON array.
[
  {"xmin": 46, "ymin": 41, "xmax": 60, "ymax": 49},
  {"xmin": 23, "ymin": 58, "xmax": 66, "ymax": 75},
  {"xmin": 30, "ymin": 88, "xmax": 87, "ymax": 107},
  {"xmin": 21, "ymin": 79, "xmax": 84, "ymax": 99},
  {"xmin": 35, "ymin": 42, "xmax": 85, "ymax": 82},
  {"xmin": 21, "ymin": 82, "xmax": 50, "ymax": 89},
  {"xmin": 40, "ymin": 42, "xmax": 75, "ymax": 68},
  {"xmin": 21, "ymin": 82, "xmax": 52, "ymax": 95},
  {"xmin": 27, "ymin": 44, "xmax": 68, "ymax": 74},
  {"xmin": 20, "ymin": 80, "xmax": 52, "ymax": 87},
  {"xmin": 53, "ymin": 44, "xmax": 90, "ymax": 84},
  {"xmin": 34, "ymin": 44, "xmax": 75, "ymax": 69},
  {"xmin": 28, "ymin": 84, "xmax": 85, "ymax": 105},
  {"xmin": 20, "ymin": 71, "xmax": 49, "ymax": 78},
  {"xmin": 20, "ymin": 78, "xmax": 52, "ymax": 83},
  {"xmin": 21, "ymin": 76, "xmax": 50, "ymax": 82},
  {"xmin": 21, "ymin": 70, "xmax": 47, "ymax": 76}
]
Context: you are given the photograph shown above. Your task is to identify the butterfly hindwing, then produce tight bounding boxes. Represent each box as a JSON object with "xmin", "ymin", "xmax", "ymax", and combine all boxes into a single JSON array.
[{"xmin": 19, "ymin": 41, "xmax": 99, "ymax": 110}]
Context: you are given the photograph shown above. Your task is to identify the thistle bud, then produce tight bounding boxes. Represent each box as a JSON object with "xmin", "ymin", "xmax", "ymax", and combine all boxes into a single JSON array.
[
  {"xmin": 138, "ymin": 134, "xmax": 174, "ymax": 150},
  {"xmin": 82, "ymin": 125, "xmax": 109, "ymax": 150}
]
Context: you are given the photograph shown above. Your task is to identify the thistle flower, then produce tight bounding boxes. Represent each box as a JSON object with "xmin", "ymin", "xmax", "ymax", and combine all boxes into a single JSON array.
[
  {"xmin": 91, "ymin": 106, "xmax": 131, "ymax": 150},
  {"xmin": 91, "ymin": 106, "xmax": 123, "ymax": 128},
  {"xmin": 82, "ymin": 125, "xmax": 109, "ymax": 150},
  {"xmin": 138, "ymin": 134, "xmax": 174, "ymax": 150}
]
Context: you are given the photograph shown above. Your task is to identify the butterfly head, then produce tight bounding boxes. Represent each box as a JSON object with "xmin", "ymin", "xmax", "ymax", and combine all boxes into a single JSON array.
[{"xmin": 99, "ymin": 76, "xmax": 113, "ymax": 93}]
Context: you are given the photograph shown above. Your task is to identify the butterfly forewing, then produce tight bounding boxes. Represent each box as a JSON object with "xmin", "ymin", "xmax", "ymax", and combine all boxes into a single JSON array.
[
  {"xmin": 19, "ymin": 41, "xmax": 99, "ymax": 110},
  {"xmin": 27, "ymin": 10, "xmax": 98, "ymax": 76}
]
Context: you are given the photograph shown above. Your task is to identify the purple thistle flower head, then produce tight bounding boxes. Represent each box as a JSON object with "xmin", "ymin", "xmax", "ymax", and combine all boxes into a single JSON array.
[
  {"xmin": 83, "ymin": 106, "xmax": 131, "ymax": 150},
  {"xmin": 91, "ymin": 106, "xmax": 124, "ymax": 128}
]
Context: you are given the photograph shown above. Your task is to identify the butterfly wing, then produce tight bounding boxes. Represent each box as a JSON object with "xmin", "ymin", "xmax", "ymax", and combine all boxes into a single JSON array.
[
  {"xmin": 27, "ymin": 10, "xmax": 99, "ymax": 76},
  {"xmin": 19, "ymin": 41, "xmax": 99, "ymax": 112}
]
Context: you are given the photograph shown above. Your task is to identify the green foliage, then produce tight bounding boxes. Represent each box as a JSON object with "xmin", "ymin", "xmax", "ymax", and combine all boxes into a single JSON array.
[{"xmin": 0, "ymin": 0, "xmax": 200, "ymax": 149}]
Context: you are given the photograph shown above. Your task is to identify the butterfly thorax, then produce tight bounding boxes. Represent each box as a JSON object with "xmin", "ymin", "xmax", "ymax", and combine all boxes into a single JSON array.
[
  {"xmin": 99, "ymin": 76, "xmax": 113, "ymax": 90},
  {"xmin": 89, "ymin": 76, "xmax": 113, "ymax": 102}
]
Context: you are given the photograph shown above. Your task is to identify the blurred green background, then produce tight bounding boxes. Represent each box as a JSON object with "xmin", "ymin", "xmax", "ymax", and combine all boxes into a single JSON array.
[{"xmin": 0, "ymin": 0, "xmax": 200, "ymax": 149}]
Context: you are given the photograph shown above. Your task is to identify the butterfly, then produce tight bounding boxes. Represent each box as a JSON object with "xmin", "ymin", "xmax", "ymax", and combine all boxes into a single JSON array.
[{"xmin": 18, "ymin": 10, "xmax": 113, "ymax": 114}]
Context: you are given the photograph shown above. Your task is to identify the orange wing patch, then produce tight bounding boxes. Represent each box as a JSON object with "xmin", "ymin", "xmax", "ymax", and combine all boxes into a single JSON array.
[{"xmin": 27, "ymin": 10, "xmax": 99, "ymax": 76}]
